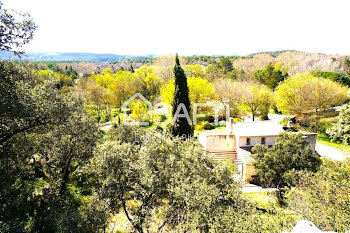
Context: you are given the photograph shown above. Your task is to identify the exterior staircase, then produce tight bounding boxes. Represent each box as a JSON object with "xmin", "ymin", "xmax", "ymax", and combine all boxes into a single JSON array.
[{"xmin": 207, "ymin": 150, "xmax": 236, "ymax": 162}]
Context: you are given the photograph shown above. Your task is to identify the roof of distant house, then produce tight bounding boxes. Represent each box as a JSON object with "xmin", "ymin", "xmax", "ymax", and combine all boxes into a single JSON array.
[{"xmin": 232, "ymin": 121, "xmax": 285, "ymax": 137}]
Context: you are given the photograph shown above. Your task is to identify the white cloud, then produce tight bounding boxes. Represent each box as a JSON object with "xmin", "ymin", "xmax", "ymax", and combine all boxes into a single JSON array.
[{"xmin": 2, "ymin": 0, "xmax": 350, "ymax": 55}]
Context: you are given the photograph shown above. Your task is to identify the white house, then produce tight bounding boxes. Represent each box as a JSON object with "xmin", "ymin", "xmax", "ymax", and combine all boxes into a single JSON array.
[{"xmin": 198, "ymin": 119, "xmax": 317, "ymax": 181}]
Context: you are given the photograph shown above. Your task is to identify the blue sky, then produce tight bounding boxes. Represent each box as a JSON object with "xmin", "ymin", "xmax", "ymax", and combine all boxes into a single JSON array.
[{"xmin": 3, "ymin": 0, "xmax": 350, "ymax": 55}]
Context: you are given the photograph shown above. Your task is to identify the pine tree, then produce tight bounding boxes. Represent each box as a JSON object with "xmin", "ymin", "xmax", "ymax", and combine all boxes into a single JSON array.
[
  {"xmin": 130, "ymin": 64, "xmax": 135, "ymax": 73},
  {"xmin": 171, "ymin": 54, "xmax": 193, "ymax": 138}
]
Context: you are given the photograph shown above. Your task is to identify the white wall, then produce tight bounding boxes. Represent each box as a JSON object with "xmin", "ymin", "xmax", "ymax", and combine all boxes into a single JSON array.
[
  {"xmin": 238, "ymin": 136, "xmax": 278, "ymax": 148},
  {"xmin": 204, "ymin": 134, "xmax": 236, "ymax": 152}
]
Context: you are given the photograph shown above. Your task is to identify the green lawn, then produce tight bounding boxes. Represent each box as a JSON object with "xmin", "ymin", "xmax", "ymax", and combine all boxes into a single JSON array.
[
  {"xmin": 317, "ymin": 133, "xmax": 350, "ymax": 152},
  {"xmin": 194, "ymin": 125, "xmax": 227, "ymax": 137}
]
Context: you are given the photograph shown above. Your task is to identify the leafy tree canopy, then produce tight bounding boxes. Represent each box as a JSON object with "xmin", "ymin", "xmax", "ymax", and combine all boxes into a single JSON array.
[
  {"xmin": 161, "ymin": 76, "xmax": 216, "ymax": 104},
  {"xmin": 0, "ymin": 1, "xmax": 36, "ymax": 55},
  {"xmin": 0, "ymin": 61, "xmax": 102, "ymax": 232},
  {"xmin": 275, "ymin": 72, "xmax": 349, "ymax": 115},
  {"xmin": 241, "ymin": 82, "xmax": 273, "ymax": 121},
  {"xmin": 287, "ymin": 159, "xmax": 350, "ymax": 232},
  {"xmin": 327, "ymin": 103, "xmax": 350, "ymax": 145},
  {"xmin": 254, "ymin": 62, "xmax": 288, "ymax": 89},
  {"xmin": 90, "ymin": 126, "xmax": 251, "ymax": 233},
  {"xmin": 252, "ymin": 133, "xmax": 322, "ymax": 188}
]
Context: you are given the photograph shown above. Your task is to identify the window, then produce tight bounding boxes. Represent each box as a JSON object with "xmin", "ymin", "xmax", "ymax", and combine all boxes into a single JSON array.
[
  {"xmin": 261, "ymin": 137, "xmax": 266, "ymax": 144},
  {"xmin": 246, "ymin": 138, "xmax": 251, "ymax": 145}
]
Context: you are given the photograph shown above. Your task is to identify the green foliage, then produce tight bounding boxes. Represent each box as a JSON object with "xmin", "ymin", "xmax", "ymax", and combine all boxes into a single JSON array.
[
  {"xmin": 287, "ymin": 159, "xmax": 350, "ymax": 232},
  {"xmin": 254, "ymin": 62, "xmax": 288, "ymax": 89},
  {"xmin": 129, "ymin": 99, "xmax": 151, "ymax": 124},
  {"xmin": 195, "ymin": 121, "xmax": 215, "ymax": 131},
  {"xmin": 317, "ymin": 117, "xmax": 337, "ymax": 134},
  {"xmin": 0, "ymin": 61, "xmax": 104, "ymax": 232},
  {"xmin": 343, "ymin": 56, "xmax": 350, "ymax": 76},
  {"xmin": 275, "ymin": 72, "xmax": 349, "ymax": 117},
  {"xmin": 327, "ymin": 103, "xmax": 350, "ymax": 145},
  {"xmin": 161, "ymin": 76, "xmax": 215, "ymax": 105},
  {"xmin": 142, "ymin": 70, "xmax": 163, "ymax": 100},
  {"xmin": 219, "ymin": 57, "xmax": 234, "ymax": 73},
  {"xmin": 170, "ymin": 54, "xmax": 193, "ymax": 138},
  {"xmin": 79, "ymin": 65, "xmax": 164, "ymax": 122},
  {"xmin": 0, "ymin": 1, "xmax": 37, "ymax": 54},
  {"xmin": 252, "ymin": 133, "xmax": 322, "ymax": 188},
  {"xmin": 205, "ymin": 58, "xmax": 237, "ymax": 81},
  {"xmin": 183, "ymin": 64, "xmax": 205, "ymax": 77},
  {"xmin": 90, "ymin": 126, "xmax": 250, "ymax": 233},
  {"xmin": 312, "ymin": 71, "xmax": 350, "ymax": 87},
  {"xmin": 241, "ymin": 82, "xmax": 273, "ymax": 121},
  {"xmin": 37, "ymin": 69, "xmax": 73, "ymax": 89},
  {"xmin": 317, "ymin": 132, "xmax": 350, "ymax": 152}
]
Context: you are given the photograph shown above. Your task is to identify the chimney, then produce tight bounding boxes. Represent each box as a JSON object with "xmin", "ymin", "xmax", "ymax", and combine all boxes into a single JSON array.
[{"xmin": 226, "ymin": 117, "xmax": 234, "ymax": 133}]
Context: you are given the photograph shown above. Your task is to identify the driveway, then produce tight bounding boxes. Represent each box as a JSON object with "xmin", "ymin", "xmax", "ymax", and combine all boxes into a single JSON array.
[{"xmin": 316, "ymin": 142, "xmax": 350, "ymax": 161}]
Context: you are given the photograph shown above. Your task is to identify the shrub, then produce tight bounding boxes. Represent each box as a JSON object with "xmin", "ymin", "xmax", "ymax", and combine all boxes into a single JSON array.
[
  {"xmin": 327, "ymin": 103, "xmax": 350, "ymax": 145},
  {"xmin": 203, "ymin": 121, "xmax": 215, "ymax": 130},
  {"xmin": 287, "ymin": 159, "xmax": 350, "ymax": 232},
  {"xmin": 252, "ymin": 133, "xmax": 322, "ymax": 188},
  {"xmin": 195, "ymin": 121, "xmax": 215, "ymax": 131}
]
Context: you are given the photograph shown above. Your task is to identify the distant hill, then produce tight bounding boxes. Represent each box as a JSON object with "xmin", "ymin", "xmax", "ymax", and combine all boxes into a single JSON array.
[
  {"xmin": 247, "ymin": 50, "xmax": 297, "ymax": 57},
  {"xmin": 0, "ymin": 51, "xmax": 150, "ymax": 62}
]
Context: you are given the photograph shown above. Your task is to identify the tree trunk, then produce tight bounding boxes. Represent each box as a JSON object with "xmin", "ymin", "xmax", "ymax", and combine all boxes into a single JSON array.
[
  {"xmin": 59, "ymin": 152, "xmax": 73, "ymax": 196},
  {"xmin": 314, "ymin": 108, "xmax": 321, "ymax": 132}
]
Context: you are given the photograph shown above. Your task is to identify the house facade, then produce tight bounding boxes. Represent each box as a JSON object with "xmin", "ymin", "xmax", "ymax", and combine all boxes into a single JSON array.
[{"xmin": 198, "ymin": 119, "xmax": 317, "ymax": 181}]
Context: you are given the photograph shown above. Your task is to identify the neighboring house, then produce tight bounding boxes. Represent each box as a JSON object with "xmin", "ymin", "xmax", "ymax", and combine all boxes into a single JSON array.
[{"xmin": 198, "ymin": 119, "xmax": 317, "ymax": 181}]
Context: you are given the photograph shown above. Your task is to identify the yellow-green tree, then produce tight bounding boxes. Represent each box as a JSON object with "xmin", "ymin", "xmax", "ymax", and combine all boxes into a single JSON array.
[
  {"xmin": 143, "ymin": 72, "xmax": 163, "ymax": 99},
  {"xmin": 83, "ymin": 80, "xmax": 113, "ymax": 122},
  {"xmin": 110, "ymin": 71, "xmax": 135, "ymax": 108},
  {"xmin": 92, "ymin": 68, "xmax": 115, "ymax": 89},
  {"xmin": 130, "ymin": 99, "xmax": 150, "ymax": 123},
  {"xmin": 214, "ymin": 79, "xmax": 246, "ymax": 117},
  {"xmin": 275, "ymin": 73, "xmax": 349, "ymax": 120},
  {"xmin": 241, "ymin": 82, "xmax": 273, "ymax": 121},
  {"xmin": 161, "ymin": 76, "xmax": 216, "ymax": 104},
  {"xmin": 133, "ymin": 66, "xmax": 162, "ymax": 99},
  {"xmin": 37, "ymin": 69, "xmax": 72, "ymax": 89},
  {"xmin": 183, "ymin": 64, "xmax": 205, "ymax": 77}
]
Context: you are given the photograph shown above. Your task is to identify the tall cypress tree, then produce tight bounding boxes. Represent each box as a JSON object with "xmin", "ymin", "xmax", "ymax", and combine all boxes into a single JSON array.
[
  {"xmin": 130, "ymin": 64, "xmax": 135, "ymax": 73},
  {"xmin": 171, "ymin": 54, "xmax": 193, "ymax": 138}
]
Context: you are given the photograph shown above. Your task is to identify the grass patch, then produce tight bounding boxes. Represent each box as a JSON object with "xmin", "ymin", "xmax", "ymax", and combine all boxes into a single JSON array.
[
  {"xmin": 194, "ymin": 125, "xmax": 227, "ymax": 137},
  {"xmin": 317, "ymin": 132, "xmax": 350, "ymax": 152}
]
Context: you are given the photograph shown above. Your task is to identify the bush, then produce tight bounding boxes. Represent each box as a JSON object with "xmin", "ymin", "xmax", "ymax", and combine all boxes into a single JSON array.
[
  {"xmin": 297, "ymin": 117, "xmax": 310, "ymax": 127},
  {"xmin": 317, "ymin": 118, "xmax": 337, "ymax": 134},
  {"xmin": 203, "ymin": 121, "xmax": 216, "ymax": 130},
  {"xmin": 111, "ymin": 109, "xmax": 120, "ymax": 117},
  {"xmin": 252, "ymin": 133, "xmax": 322, "ymax": 188},
  {"xmin": 327, "ymin": 104, "xmax": 350, "ymax": 145},
  {"xmin": 287, "ymin": 159, "xmax": 350, "ymax": 232},
  {"xmin": 195, "ymin": 121, "xmax": 215, "ymax": 131},
  {"xmin": 279, "ymin": 117, "xmax": 290, "ymax": 127}
]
